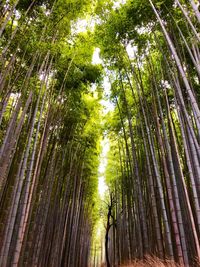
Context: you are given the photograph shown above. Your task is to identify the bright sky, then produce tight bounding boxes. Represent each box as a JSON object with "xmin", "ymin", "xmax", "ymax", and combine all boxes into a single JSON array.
[
  {"xmin": 126, "ymin": 43, "xmax": 137, "ymax": 59},
  {"xmin": 71, "ymin": 17, "xmax": 97, "ymax": 34},
  {"xmin": 92, "ymin": 48, "xmax": 102, "ymax": 65},
  {"xmin": 92, "ymin": 47, "xmax": 114, "ymax": 198},
  {"xmin": 113, "ymin": 0, "xmax": 127, "ymax": 9},
  {"xmin": 91, "ymin": 48, "xmax": 114, "ymax": 197},
  {"xmin": 98, "ymin": 138, "xmax": 109, "ymax": 198},
  {"xmin": 71, "ymin": 0, "xmax": 127, "ymax": 35},
  {"xmin": 71, "ymin": 2, "xmax": 128, "ymax": 198},
  {"xmin": 100, "ymin": 78, "xmax": 114, "ymax": 114},
  {"xmin": 92, "ymin": 48, "xmax": 115, "ymax": 114}
]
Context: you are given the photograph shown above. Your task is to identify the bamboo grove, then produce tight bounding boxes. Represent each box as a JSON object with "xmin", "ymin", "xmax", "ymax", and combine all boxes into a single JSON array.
[
  {"xmin": 0, "ymin": 0, "xmax": 103, "ymax": 266},
  {"xmin": 98, "ymin": 0, "xmax": 200, "ymax": 267},
  {"xmin": 1, "ymin": 0, "xmax": 200, "ymax": 267}
]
